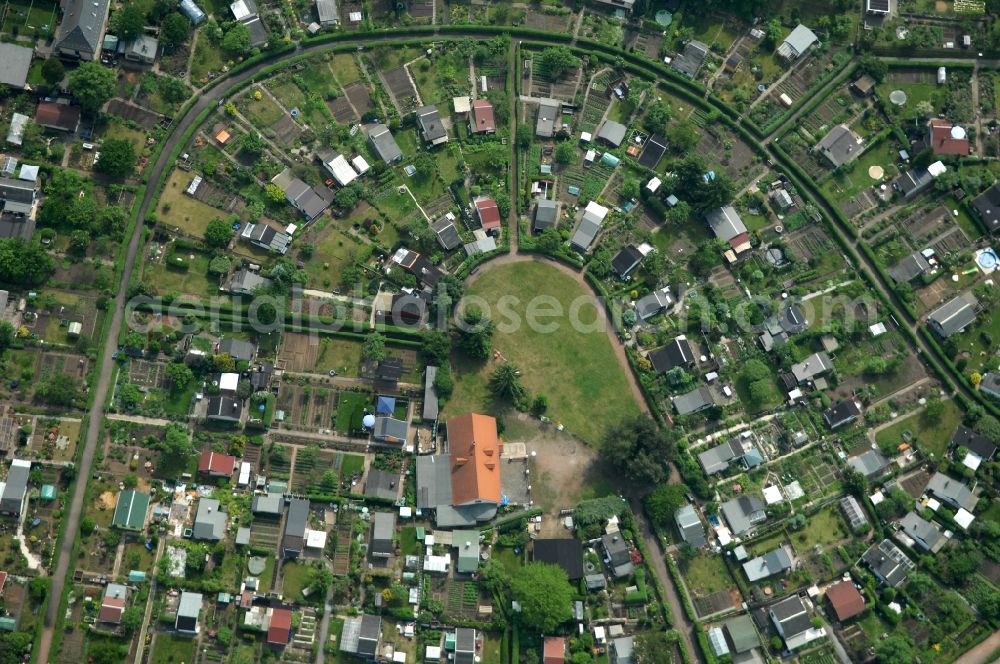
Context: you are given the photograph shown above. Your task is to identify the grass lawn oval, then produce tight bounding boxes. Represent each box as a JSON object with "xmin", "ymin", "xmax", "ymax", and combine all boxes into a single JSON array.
[{"xmin": 442, "ymin": 261, "xmax": 640, "ymax": 444}]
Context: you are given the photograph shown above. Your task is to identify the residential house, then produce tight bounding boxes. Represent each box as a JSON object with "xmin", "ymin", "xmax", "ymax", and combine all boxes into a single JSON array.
[
  {"xmin": 862, "ymin": 539, "xmax": 914, "ymax": 587},
  {"xmin": 970, "ymin": 183, "xmax": 1000, "ymax": 234},
  {"xmin": 415, "ymin": 413, "xmax": 502, "ymax": 527},
  {"xmin": 852, "ymin": 74, "xmax": 877, "ymax": 95},
  {"xmin": 928, "ymin": 119, "xmax": 970, "ymax": 156},
  {"xmin": 928, "ymin": 295, "xmax": 977, "ymax": 338},
  {"xmin": 0, "ymin": 44, "xmax": 33, "ymax": 89},
  {"xmin": 638, "ymin": 134, "xmax": 667, "ymax": 169},
  {"xmin": 230, "ymin": 0, "xmax": 268, "ymax": 48},
  {"xmin": 924, "ymin": 472, "xmax": 978, "ymax": 511},
  {"xmin": 823, "ymin": 400, "xmax": 862, "ymax": 429},
  {"xmin": 226, "ymin": 269, "xmax": 272, "ymax": 295},
  {"xmin": 431, "ymin": 214, "xmax": 462, "ymax": 250},
  {"xmin": 791, "ymin": 351, "xmax": 833, "ymax": 385},
  {"xmin": 122, "ymin": 35, "xmax": 158, "ymax": 64},
  {"xmin": 533, "ymin": 538, "xmax": 584, "ymax": 580},
  {"xmin": 759, "ymin": 302, "xmax": 809, "ymax": 351},
  {"xmin": 777, "ymin": 24, "xmax": 819, "ymax": 62},
  {"xmin": 769, "ymin": 594, "xmax": 824, "ymax": 650},
  {"xmin": 375, "ymin": 291, "xmax": 427, "ymax": 328},
  {"xmin": 723, "ymin": 614, "xmax": 760, "ymax": 654},
  {"xmin": 674, "ymin": 504, "xmax": 707, "ymax": 548},
  {"xmin": 866, "ymin": 0, "xmax": 890, "ymax": 14},
  {"xmin": 241, "ymin": 223, "xmax": 291, "ymax": 254},
  {"xmin": 952, "ymin": 425, "xmax": 997, "ymax": 464},
  {"xmin": 219, "ymin": 338, "xmax": 254, "ymax": 363},
  {"xmin": 533, "ymin": 199, "xmax": 558, "ymax": 232},
  {"xmin": 270, "ymin": 169, "xmax": 330, "ymax": 220},
  {"xmin": 612, "ymin": 245, "xmax": 644, "ymax": 279},
  {"xmin": 193, "ymin": 498, "xmax": 227, "ymax": 541},
  {"xmin": 634, "ymin": 287, "xmax": 673, "ymax": 321},
  {"xmin": 601, "ymin": 532, "xmax": 634, "ymax": 578},
  {"xmin": 697, "ymin": 436, "xmax": 763, "ymax": 476},
  {"xmin": 570, "ymin": 200, "xmax": 608, "ymax": 252},
  {"xmin": 339, "ymin": 614, "xmax": 381, "ymax": 659},
  {"xmin": 596, "ymin": 120, "xmax": 627, "ymax": 148},
  {"xmin": 453, "ymin": 530, "xmax": 481, "ymax": 574},
  {"xmin": 0, "ymin": 459, "xmax": 30, "ymax": 516},
  {"xmin": 455, "ymin": 628, "xmax": 477, "ymax": 664},
  {"xmin": 98, "ymin": 583, "xmax": 127, "ymax": 626},
  {"xmin": 672, "ymin": 386, "xmax": 717, "ymax": 416},
  {"xmin": 391, "ymin": 247, "xmax": 443, "ymax": 291},
  {"xmin": 706, "ymin": 206, "xmax": 751, "ymax": 254},
  {"xmin": 888, "ymin": 251, "xmax": 931, "ymax": 283},
  {"xmin": 816, "ymin": 125, "xmax": 863, "ymax": 168},
  {"xmin": 318, "ymin": 150, "xmax": 359, "ymax": 186},
  {"xmin": 111, "ymin": 490, "xmax": 150, "ymax": 531},
  {"xmin": 671, "ymin": 40, "xmax": 709, "ymax": 78},
  {"xmin": 589, "ymin": 0, "xmax": 635, "ymax": 10},
  {"xmin": 282, "ymin": 498, "xmax": 309, "ymax": 557},
  {"xmin": 416, "ymin": 105, "xmax": 448, "ymax": 145},
  {"xmin": 315, "ymin": 0, "xmax": 338, "ymax": 25},
  {"xmin": 469, "ymin": 99, "xmax": 496, "ymax": 134},
  {"xmin": 826, "ymin": 581, "xmax": 865, "ymax": 622},
  {"xmin": 199, "ymin": 451, "xmax": 237, "ymax": 478},
  {"xmin": 649, "ymin": 335, "xmax": 695, "ymax": 373},
  {"xmin": 267, "ymin": 607, "xmax": 293, "ymax": 646},
  {"xmin": 372, "ymin": 417, "xmax": 408, "ymax": 444},
  {"xmin": 720, "ymin": 495, "xmax": 766, "ymax": 537},
  {"xmin": 206, "ymin": 396, "xmax": 243, "ymax": 424},
  {"xmin": 35, "ymin": 102, "xmax": 81, "ymax": 133},
  {"xmin": 176, "ymin": 591, "xmax": 203, "ymax": 633},
  {"xmin": 535, "ymin": 99, "xmax": 561, "ymax": 138},
  {"xmin": 847, "ymin": 449, "xmax": 889, "ymax": 480},
  {"xmin": 743, "ymin": 545, "xmax": 794, "ymax": 582},
  {"xmin": 895, "ymin": 165, "xmax": 937, "ymax": 200},
  {"xmin": 840, "ymin": 495, "xmax": 869, "ymax": 531},
  {"xmin": 55, "ymin": 0, "xmax": 111, "ymax": 60},
  {"xmin": 900, "ymin": 511, "xmax": 945, "ymax": 553},
  {"xmin": 474, "ymin": 197, "xmax": 502, "ymax": 233},
  {"xmin": 370, "ymin": 511, "xmax": 395, "ymax": 558},
  {"xmin": 252, "ymin": 492, "xmax": 284, "ymax": 518},
  {"xmin": 368, "ymin": 124, "xmax": 403, "ymax": 163},
  {"xmin": 609, "ymin": 636, "xmax": 634, "ymax": 664},
  {"xmin": 364, "ymin": 469, "xmax": 400, "ymax": 501}
]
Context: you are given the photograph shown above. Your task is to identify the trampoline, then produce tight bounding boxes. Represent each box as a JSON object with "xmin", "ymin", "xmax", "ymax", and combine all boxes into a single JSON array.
[
  {"xmin": 654, "ymin": 10, "xmax": 672, "ymax": 26},
  {"xmin": 889, "ymin": 90, "xmax": 907, "ymax": 106},
  {"xmin": 248, "ymin": 557, "xmax": 266, "ymax": 575}
]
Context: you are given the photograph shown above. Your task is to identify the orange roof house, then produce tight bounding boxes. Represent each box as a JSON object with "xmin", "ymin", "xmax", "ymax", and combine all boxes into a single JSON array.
[
  {"xmin": 216, "ymin": 129, "xmax": 231, "ymax": 144},
  {"xmin": 267, "ymin": 607, "xmax": 293, "ymax": 645},
  {"xmin": 474, "ymin": 198, "xmax": 502, "ymax": 231},
  {"xmin": 448, "ymin": 412, "xmax": 502, "ymax": 507},
  {"xmin": 928, "ymin": 119, "xmax": 970, "ymax": 156},
  {"xmin": 199, "ymin": 451, "xmax": 237, "ymax": 477},
  {"xmin": 470, "ymin": 99, "xmax": 496, "ymax": 134},
  {"xmin": 543, "ymin": 636, "xmax": 567, "ymax": 664},
  {"xmin": 826, "ymin": 580, "xmax": 865, "ymax": 621}
]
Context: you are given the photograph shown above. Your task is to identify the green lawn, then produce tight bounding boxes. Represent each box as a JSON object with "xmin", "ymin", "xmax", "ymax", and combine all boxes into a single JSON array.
[
  {"xmin": 399, "ymin": 527, "xmax": 419, "ymax": 555},
  {"xmin": 280, "ymin": 561, "xmax": 314, "ymax": 600},
  {"xmin": 243, "ymin": 89, "xmax": 285, "ymax": 128},
  {"xmin": 680, "ymin": 552, "xmax": 735, "ymax": 596},
  {"xmin": 874, "ymin": 398, "xmax": 964, "ymax": 459},
  {"xmin": 442, "ymin": 261, "xmax": 641, "ymax": 444},
  {"xmin": 791, "ymin": 505, "xmax": 848, "ymax": 552},
  {"xmin": 144, "ymin": 252, "xmax": 214, "ymax": 299},
  {"xmin": 100, "ymin": 122, "xmax": 148, "ymax": 152},
  {"xmin": 314, "ymin": 337, "xmax": 363, "ymax": 376},
  {"xmin": 151, "ymin": 634, "xmax": 196, "ymax": 664},
  {"xmin": 335, "ymin": 391, "xmax": 371, "ymax": 434},
  {"xmin": 821, "ymin": 137, "xmax": 899, "ymax": 201},
  {"xmin": 157, "ymin": 169, "xmax": 229, "ymax": 238},
  {"xmin": 339, "ymin": 452, "xmax": 365, "ymax": 477},
  {"xmin": 331, "ymin": 54, "xmax": 362, "ymax": 85},
  {"xmin": 189, "ymin": 37, "xmax": 224, "ymax": 84}
]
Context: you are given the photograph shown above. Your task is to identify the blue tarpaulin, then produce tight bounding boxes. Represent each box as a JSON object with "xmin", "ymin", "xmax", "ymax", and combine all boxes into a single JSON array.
[{"xmin": 376, "ymin": 396, "xmax": 396, "ymax": 415}]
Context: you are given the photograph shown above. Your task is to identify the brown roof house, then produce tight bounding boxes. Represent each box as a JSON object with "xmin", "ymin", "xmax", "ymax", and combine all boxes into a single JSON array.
[
  {"xmin": 825, "ymin": 580, "xmax": 865, "ymax": 622},
  {"xmin": 35, "ymin": 102, "xmax": 81, "ymax": 133},
  {"xmin": 469, "ymin": 99, "xmax": 496, "ymax": 134}
]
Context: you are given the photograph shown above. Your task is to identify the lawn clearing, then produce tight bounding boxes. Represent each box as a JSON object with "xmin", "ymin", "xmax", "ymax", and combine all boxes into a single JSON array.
[
  {"xmin": 156, "ymin": 169, "xmax": 229, "ymax": 238},
  {"xmin": 335, "ymin": 391, "xmax": 370, "ymax": 434},
  {"xmin": 338, "ymin": 452, "xmax": 365, "ymax": 477},
  {"xmin": 444, "ymin": 261, "xmax": 640, "ymax": 444},
  {"xmin": 143, "ymin": 251, "xmax": 214, "ymax": 298},
  {"xmin": 279, "ymin": 561, "xmax": 314, "ymax": 599},
  {"xmin": 99, "ymin": 122, "xmax": 147, "ymax": 152},
  {"xmin": 874, "ymin": 398, "xmax": 964, "ymax": 459},
  {"xmin": 243, "ymin": 88, "xmax": 285, "ymax": 128},
  {"xmin": 820, "ymin": 137, "xmax": 899, "ymax": 201},
  {"xmin": 790, "ymin": 505, "xmax": 848, "ymax": 552},
  {"xmin": 150, "ymin": 634, "xmax": 196, "ymax": 664},
  {"xmin": 680, "ymin": 552, "xmax": 735, "ymax": 596},
  {"xmin": 314, "ymin": 337, "xmax": 363, "ymax": 376},
  {"xmin": 331, "ymin": 54, "xmax": 363, "ymax": 85},
  {"xmin": 189, "ymin": 37, "xmax": 224, "ymax": 84}
]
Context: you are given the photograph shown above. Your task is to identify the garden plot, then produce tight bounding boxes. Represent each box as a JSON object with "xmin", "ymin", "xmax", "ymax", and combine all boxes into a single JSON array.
[
  {"xmin": 381, "ymin": 66, "xmax": 420, "ymax": 110},
  {"xmin": 106, "ymin": 99, "xmax": 164, "ymax": 130},
  {"xmin": 680, "ymin": 553, "xmax": 740, "ymax": 618},
  {"xmin": 39, "ymin": 351, "xmax": 89, "ymax": 384},
  {"xmin": 408, "ymin": 0, "xmax": 433, "ymax": 19},
  {"xmin": 527, "ymin": 57, "xmax": 581, "ymax": 102},
  {"xmin": 632, "ymin": 31, "xmax": 665, "ymax": 61},
  {"xmin": 767, "ymin": 49, "xmax": 845, "ymax": 109},
  {"xmin": 691, "ymin": 121, "xmax": 759, "ymax": 188},
  {"xmin": 798, "ymin": 85, "xmax": 858, "ymax": 136},
  {"xmin": 523, "ymin": 9, "xmax": 572, "ymax": 33},
  {"xmin": 578, "ymin": 74, "xmax": 613, "ymax": 133},
  {"xmin": 785, "ymin": 226, "xmax": 837, "ymax": 265},
  {"xmin": 190, "ymin": 177, "xmax": 245, "ymax": 216},
  {"xmin": 778, "ymin": 131, "xmax": 827, "ymax": 180},
  {"xmin": 289, "ymin": 447, "xmax": 354, "ymax": 493},
  {"xmin": 280, "ymin": 332, "xmax": 364, "ymax": 375},
  {"xmin": 129, "ymin": 359, "xmax": 166, "ymax": 389},
  {"xmin": 277, "ymin": 383, "xmax": 338, "ymax": 431},
  {"xmin": 327, "ymin": 95, "xmax": 357, "ymax": 123},
  {"xmin": 250, "ymin": 519, "xmax": 281, "ymax": 549},
  {"xmin": 840, "ymin": 189, "xmax": 878, "ymax": 219},
  {"xmin": 344, "ymin": 83, "xmax": 376, "ymax": 116}
]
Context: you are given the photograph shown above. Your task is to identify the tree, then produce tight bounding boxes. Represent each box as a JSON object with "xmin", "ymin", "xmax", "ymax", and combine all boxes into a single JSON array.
[
  {"xmin": 643, "ymin": 484, "xmax": 688, "ymax": 527},
  {"xmin": 673, "ymin": 154, "xmax": 735, "ymax": 213},
  {"xmin": 517, "ymin": 123, "xmax": 532, "ymax": 149},
  {"xmin": 510, "ymin": 563, "xmax": 573, "ymax": 633},
  {"xmin": 240, "ymin": 131, "xmax": 266, "ymax": 157},
  {"xmin": 119, "ymin": 384, "xmax": 144, "ymax": 411},
  {"xmin": 28, "ymin": 576, "xmax": 50, "ymax": 602},
  {"xmin": 208, "ymin": 255, "xmax": 232, "ymax": 275},
  {"xmin": 842, "ymin": 469, "xmax": 868, "ymax": 499},
  {"xmin": 41, "ymin": 58, "xmax": 64, "ymax": 87},
  {"xmin": 165, "ymin": 362, "xmax": 194, "ymax": 390},
  {"xmin": 81, "ymin": 516, "xmax": 96, "ymax": 536},
  {"xmin": 554, "ymin": 141, "xmax": 577, "ymax": 164},
  {"xmin": 536, "ymin": 46, "xmax": 580, "ymax": 78},
  {"xmin": 0, "ymin": 239, "xmax": 55, "ymax": 286},
  {"xmin": 161, "ymin": 424, "xmax": 194, "ymax": 464},
  {"xmin": 489, "ymin": 363, "xmax": 527, "ymax": 405},
  {"xmin": 455, "ymin": 306, "xmax": 495, "ymax": 359},
  {"xmin": 265, "ymin": 182, "xmax": 285, "ymax": 202},
  {"xmin": 858, "ymin": 54, "xmax": 889, "ymax": 82},
  {"xmin": 666, "ymin": 122, "xmax": 699, "ymax": 153},
  {"xmin": 421, "ymin": 331, "xmax": 451, "ymax": 365},
  {"xmin": 974, "ymin": 414, "xmax": 1000, "ymax": 444},
  {"xmin": 204, "ymin": 217, "xmax": 234, "ymax": 248},
  {"xmin": 333, "ymin": 182, "xmax": 362, "ymax": 210},
  {"xmin": 433, "ymin": 365, "xmax": 454, "ymax": 399},
  {"xmin": 874, "ymin": 634, "xmax": 915, "ymax": 664},
  {"xmin": 160, "ymin": 13, "xmax": 191, "ymax": 53},
  {"xmin": 36, "ymin": 373, "xmax": 79, "ymax": 407},
  {"xmin": 157, "ymin": 75, "xmax": 189, "ymax": 104},
  {"xmin": 361, "ymin": 332, "xmax": 387, "ymax": 362},
  {"xmin": 67, "ymin": 61, "xmax": 116, "ymax": 113},
  {"xmin": 120, "ymin": 606, "xmax": 143, "ymax": 634},
  {"xmin": 222, "ymin": 22, "xmax": 251, "ymax": 55},
  {"xmin": 87, "ymin": 641, "xmax": 127, "ymax": 664},
  {"xmin": 643, "ymin": 101, "xmax": 671, "ymax": 135},
  {"xmin": 94, "ymin": 138, "xmax": 136, "ymax": 178},
  {"xmin": 111, "ymin": 4, "xmax": 146, "ymax": 40},
  {"xmin": 601, "ymin": 415, "xmax": 677, "ymax": 486},
  {"xmin": 620, "ymin": 177, "xmax": 640, "ymax": 200},
  {"xmin": 413, "ymin": 151, "xmax": 437, "ymax": 181},
  {"xmin": 915, "ymin": 100, "xmax": 934, "ymax": 118},
  {"xmin": 0, "ymin": 320, "xmax": 13, "ymax": 351},
  {"xmin": 531, "ymin": 394, "xmax": 548, "ymax": 416},
  {"xmin": 310, "ymin": 567, "xmax": 334, "ymax": 593}
]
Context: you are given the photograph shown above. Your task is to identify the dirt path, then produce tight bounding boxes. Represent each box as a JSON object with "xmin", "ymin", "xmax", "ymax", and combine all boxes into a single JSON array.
[{"xmin": 464, "ymin": 253, "xmax": 650, "ymax": 416}]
